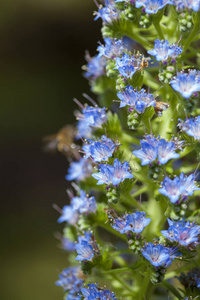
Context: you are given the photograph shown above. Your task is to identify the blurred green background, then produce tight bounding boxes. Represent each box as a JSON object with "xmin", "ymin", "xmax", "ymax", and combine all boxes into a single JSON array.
[{"xmin": 0, "ymin": 1, "xmax": 101, "ymax": 299}]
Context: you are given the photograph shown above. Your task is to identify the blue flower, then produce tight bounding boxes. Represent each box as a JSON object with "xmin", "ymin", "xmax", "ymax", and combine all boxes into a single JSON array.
[
  {"xmin": 171, "ymin": 0, "xmax": 200, "ymax": 11},
  {"xmin": 133, "ymin": 135, "xmax": 180, "ymax": 166},
  {"xmin": 161, "ymin": 219, "xmax": 200, "ymax": 246},
  {"xmin": 170, "ymin": 70, "xmax": 200, "ymax": 98},
  {"xmin": 94, "ymin": 0, "xmax": 119, "ymax": 24},
  {"xmin": 97, "ymin": 38, "xmax": 125, "ymax": 59},
  {"xmin": 76, "ymin": 105, "xmax": 107, "ymax": 139},
  {"xmin": 66, "ymin": 158, "xmax": 93, "ymax": 181},
  {"xmin": 75, "ymin": 241, "xmax": 94, "ymax": 261},
  {"xmin": 112, "ymin": 158, "xmax": 134, "ymax": 185},
  {"xmin": 135, "ymin": 0, "xmax": 172, "ymax": 14},
  {"xmin": 84, "ymin": 54, "xmax": 106, "ymax": 81},
  {"xmin": 114, "ymin": 52, "xmax": 145, "ymax": 78},
  {"xmin": 178, "ymin": 116, "xmax": 200, "ymax": 140},
  {"xmin": 135, "ymin": 89, "xmax": 156, "ymax": 113},
  {"xmin": 147, "ymin": 39, "xmax": 182, "ymax": 61},
  {"xmin": 117, "ymin": 85, "xmax": 136, "ymax": 108},
  {"xmin": 56, "ymin": 267, "xmax": 83, "ymax": 296},
  {"xmin": 117, "ymin": 86, "xmax": 155, "ymax": 113},
  {"xmin": 112, "ymin": 211, "xmax": 151, "ymax": 234},
  {"xmin": 148, "ymin": 39, "xmax": 170, "ymax": 61},
  {"xmin": 133, "ymin": 135, "xmax": 158, "ymax": 166},
  {"xmin": 71, "ymin": 190, "xmax": 97, "ymax": 214},
  {"xmin": 81, "ymin": 283, "xmax": 117, "ymax": 300},
  {"xmin": 75, "ymin": 232, "xmax": 96, "ymax": 262},
  {"xmin": 159, "ymin": 176, "xmax": 184, "ymax": 203},
  {"xmin": 92, "ymin": 158, "xmax": 133, "ymax": 185},
  {"xmin": 61, "ymin": 237, "xmax": 75, "ymax": 251},
  {"xmin": 77, "ymin": 231, "xmax": 93, "ymax": 244},
  {"xmin": 82, "ymin": 135, "xmax": 116, "ymax": 162},
  {"xmin": 142, "ymin": 243, "xmax": 175, "ymax": 267},
  {"xmin": 92, "ymin": 164, "xmax": 114, "ymax": 185},
  {"xmin": 57, "ymin": 205, "xmax": 79, "ymax": 225},
  {"xmin": 159, "ymin": 173, "xmax": 199, "ymax": 203},
  {"xmin": 181, "ymin": 173, "xmax": 200, "ymax": 196},
  {"xmin": 157, "ymin": 139, "xmax": 180, "ymax": 164}
]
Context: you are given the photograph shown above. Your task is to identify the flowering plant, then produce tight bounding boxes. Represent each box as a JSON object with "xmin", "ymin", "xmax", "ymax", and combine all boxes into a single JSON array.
[{"xmin": 48, "ymin": 1, "xmax": 200, "ymax": 299}]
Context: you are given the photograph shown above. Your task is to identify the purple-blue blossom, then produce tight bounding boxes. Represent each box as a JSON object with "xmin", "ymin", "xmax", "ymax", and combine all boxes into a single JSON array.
[
  {"xmin": 133, "ymin": 135, "xmax": 180, "ymax": 166},
  {"xmin": 61, "ymin": 237, "xmax": 75, "ymax": 251},
  {"xmin": 84, "ymin": 54, "xmax": 106, "ymax": 81},
  {"xmin": 117, "ymin": 86, "xmax": 155, "ymax": 113},
  {"xmin": 170, "ymin": 70, "xmax": 200, "ymax": 98},
  {"xmin": 57, "ymin": 205, "xmax": 79, "ymax": 225},
  {"xmin": 135, "ymin": 0, "xmax": 172, "ymax": 14},
  {"xmin": 94, "ymin": 0, "xmax": 119, "ymax": 24},
  {"xmin": 56, "ymin": 267, "xmax": 83, "ymax": 297},
  {"xmin": 147, "ymin": 39, "xmax": 182, "ymax": 61},
  {"xmin": 159, "ymin": 173, "xmax": 199, "ymax": 203},
  {"xmin": 66, "ymin": 158, "xmax": 93, "ymax": 181},
  {"xmin": 82, "ymin": 135, "xmax": 116, "ymax": 162},
  {"xmin": 112, "ymin": 211, "xmax": 151, "ymax": 234},
  {"xmin": 171, "ymin": 0, "xmax": 200, "ymax": 11},
  {"xmin": 114, "ymin": 53, "xmax": 141, "ymax": 78},
  {"xmin": 97, "ymin": 38, "xmax": 125, "ymax": 59},
  {"xmin": 92, "ymin": 158, "xmax": 133, "ymax": 185},
  {"xmin": 142, "ymin": 243, "xmax": 177, "ymax": 267},
  {"xmin": 71, "ymin": 190, "xmax": 97, "ymax": 214},
  {"xmin": 178, "ymin": 116, "xmax": 200, "ymax": 140},
  {"xmin": 75, "ymin": 241, "xmax": 94, "ymax": 262},
  {"xmin": 76, "ymin": 105, "xmax": 107, "ymax": 139},
  {"xmin": 75, "ymin": 232, "xmax": 96, "ymax": 262},
  {"xmin": 81, "ymin": 283, "xmax": 117, "ymax": 300},
  {"xmin": 161, "ymin": 219, "xmax": 200, "ymax": 246}
]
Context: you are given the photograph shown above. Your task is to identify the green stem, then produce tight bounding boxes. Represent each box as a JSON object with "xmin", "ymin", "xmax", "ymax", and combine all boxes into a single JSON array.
[
  {"xmin": 110, "ymin": 273, "xmax": 136, "ymax": 295},
  {"xmin": 153, "ymin": 19, "xmax": 165, "ymax": 39}
]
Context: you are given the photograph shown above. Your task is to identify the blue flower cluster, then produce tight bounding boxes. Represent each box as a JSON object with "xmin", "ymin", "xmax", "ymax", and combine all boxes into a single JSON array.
[
  {"xmin": 159, "ymin": 172, "xmax": 199, "ymax": 203},
  {"xmin": 94, "ymin": 0, "xmax": 119, "ymax": 24},
  {"xmin": 56, "ymin": 267, "xmax": 83, "ymax": 299},
  {"xmin": 76, "ymin": 105, "xmax": 107, "ymax": 139},
  {"xmin": 112, "ymin": 211, "xmax": 151, "ymax": 234},
  {"xmin": 75, "ymin": 232, "xmax": 97, "ymax": 262},
  {"xmin": 161, "ymin": 219, "xmax": 200, "ymax": 246},
  {"xmin": 114, "ymin": 53, "xmax": 148, "ymax": 78},
  {"xmin": 170, "ymin": 70, "xmax": 200, "ymax": 98},
  {"xmin": 66, "ymin": 158, "xmax": 93, "ymax": 181},
  {"xmin": 142, "ymin": 243, "xmax": 179, "ymax": 267},
  {"xmin": 133, "ymin": 134, "xmax": 181, "ymax": 166},
  {"xmin": 178, "ymin": 269, "xmax": 200, "ymax": 290},
  {"xmin": 82, "ymin": 135, "xmax": 117, "ymax": 162},
  {"xmin": 58, "ymin": 190, "xmax": 96, "ymax": 224},
  {"xmin": 117, "ymin": 86, "xmax": 156, "ymax": 113},
  {"xmin": 92, "ymin": 158, "xmax": 133, "ymax": 185},
  {"xmin": 84, "ymin": 54, "xmax": 106, "ymax": 81},
  {"xmin": 178, "ymin": 116, "xmax": 200, "ymax": 140},
  {"xmin": 97, "ymin": 38, "xmax": 126, "ymax": 59},
  {"xmin": 81, "ymin": 283, "xmax": 117, "ymax": 300},
  {"xmin": 135, "ymin": 0, "xmax": 172, "ymax": 14},
  {"xmin": 147, "ymin": 39, "xmax": 182, "ymax": 62}
]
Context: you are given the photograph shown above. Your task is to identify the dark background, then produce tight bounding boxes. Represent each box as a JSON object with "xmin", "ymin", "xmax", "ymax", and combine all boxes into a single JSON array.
[{"xmin": 0, "ymin": 1, "xmax": 101, "ymax": 299}]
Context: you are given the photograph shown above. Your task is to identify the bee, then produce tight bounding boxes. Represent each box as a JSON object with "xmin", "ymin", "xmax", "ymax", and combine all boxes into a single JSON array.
[
  {"xmin": 140, "ymin": 56, "xmax": 150, "ymax": 70},
  {"xmin": 154, "ymin": 100, "xmax": 169, "ymax": 116},
  {"xmin": 43, "ymin": 125, "xmax": 80, "ymax": 160}
]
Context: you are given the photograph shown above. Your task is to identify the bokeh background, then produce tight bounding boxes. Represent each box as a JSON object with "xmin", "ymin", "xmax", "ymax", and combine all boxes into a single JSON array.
[{"xmin": 0, "ymin": 1, "xmax": 101, "ymax": 299}]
